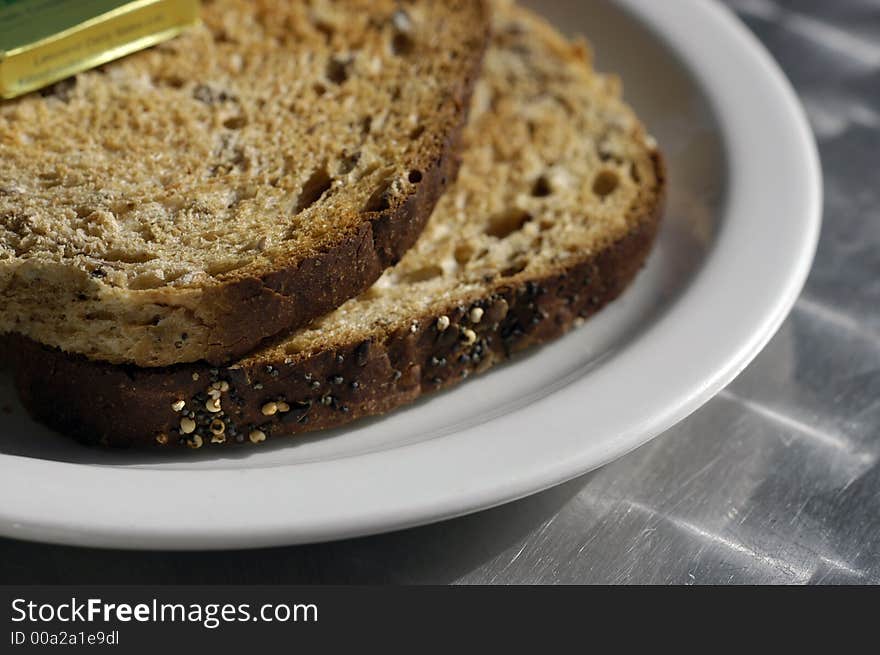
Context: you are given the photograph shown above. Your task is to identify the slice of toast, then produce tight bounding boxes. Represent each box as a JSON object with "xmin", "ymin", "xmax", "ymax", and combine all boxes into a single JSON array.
[
  {"xmin": 0, "ymin": 0, "xmax": 489, "ymax": 366},
  {"xmin": 10, "ymin": 1, "xmax": 665, "ymax": 449}
]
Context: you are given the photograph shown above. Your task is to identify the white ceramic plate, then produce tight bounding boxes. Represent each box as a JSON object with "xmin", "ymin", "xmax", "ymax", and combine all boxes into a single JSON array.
[{"xmin": 0, "ymin": 0, "xmax": 821, "ymax": 550}]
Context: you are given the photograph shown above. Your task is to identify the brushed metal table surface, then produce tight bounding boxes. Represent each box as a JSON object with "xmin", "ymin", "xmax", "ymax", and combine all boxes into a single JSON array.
[{"xmin": 2, "ymin": 0, "xmax": 879, "ymax": 585}]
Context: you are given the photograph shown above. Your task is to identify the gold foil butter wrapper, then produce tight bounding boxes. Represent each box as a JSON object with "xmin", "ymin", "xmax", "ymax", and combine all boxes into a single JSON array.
[{"xmin": 0, "ymin": 0, "xmax": 200, "ymax": 100}]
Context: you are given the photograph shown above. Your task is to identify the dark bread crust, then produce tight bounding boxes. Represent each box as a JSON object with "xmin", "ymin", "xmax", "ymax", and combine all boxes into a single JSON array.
[{"xmin": 9, "ymin": 152, "xmax": 665, "ymax": 450}]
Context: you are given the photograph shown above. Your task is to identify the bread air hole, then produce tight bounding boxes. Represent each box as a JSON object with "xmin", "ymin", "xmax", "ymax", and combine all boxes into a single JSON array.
[
  {"xmin": 337, "ymin": 152, "xmax": 361, "ymax": 175},
  {"xmin": 294, "ymin": 167, "xmax": 333, "ymax": 214},
  {"xmin": 223, "ymin": 115, "xmax": 248, "ymax": 130},
  {"xmin": 364, "ymin": 179, "xmax": 394, "ymax": 213},
  {"xmin": 593, "ymin": 170, "xmax": 620, "ymax": 197},
  {"xmin": 408, "ymin": 170, "xmax": 423, "ymax": 184},
  {"xmin": 531, "ymin": 175, "xmax": 553, "ymax": 197},
  {"xmin": 391, "ymin": 32, "xmax": 415, "ymax": 56},
  {"xmin": 154, "ymin": 74, "xmax": 185, "ymax": 89},
  {"xmin": 500, "ymin": 260, "xmax": 528, "ymax": 278},
  {"xmin": 214, "ymin": 29, "xmax": 238, "ymax": 45},
  {"xmin": 454, "ymin": 243, "xmax": 474, "ymax": 266},
  {"xmin": 485, "ymin": 208, "xmax": 532, "ymax": 239},
  {"xmin": 326, "ymin": 56, "xmax": 351, "ymax": 85},
  {"xmin": 630, "ymin": 163, "xmax": 642, "ymax": 184},
  {"xmin": 400, "ymin": 265, "xmax": 444, "ymax": 284},
  {"xmin": 101, "ymin": 249, "xmax": 158, "ymax": 264},
  {"xmin": 314, "ymin": 20, "xmax": 335, "ymax": 44},
  {"xmin": 38, "ymin": 172, "xmax": 61, "ymax": 188}
]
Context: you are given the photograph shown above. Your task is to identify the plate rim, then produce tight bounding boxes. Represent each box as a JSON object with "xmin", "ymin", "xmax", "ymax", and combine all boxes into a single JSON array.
[{"xmin": 0, "ymin": 0, "xmax": 822, "ymax": 550}]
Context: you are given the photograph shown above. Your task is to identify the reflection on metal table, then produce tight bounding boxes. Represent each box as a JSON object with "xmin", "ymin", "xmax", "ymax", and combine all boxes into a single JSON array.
[{"xmin": 1, "ymin": 0, "xmax": 878, "ymax": 584}]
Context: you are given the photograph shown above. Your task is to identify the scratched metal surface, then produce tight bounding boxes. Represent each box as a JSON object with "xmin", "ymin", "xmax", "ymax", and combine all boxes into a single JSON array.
[{"xmin": 2, "ymin": 0, "xmax": 879, "ymax": 584}]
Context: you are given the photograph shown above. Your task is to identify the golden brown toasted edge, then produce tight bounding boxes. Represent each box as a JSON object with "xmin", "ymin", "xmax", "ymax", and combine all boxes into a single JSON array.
[
  {"xmin": 1, "ymin": 1, "xmax": 491, "ymax": 368},
  {"xmin": 7, "ymin": 151, "xmax": 665, "ymax": 449}
]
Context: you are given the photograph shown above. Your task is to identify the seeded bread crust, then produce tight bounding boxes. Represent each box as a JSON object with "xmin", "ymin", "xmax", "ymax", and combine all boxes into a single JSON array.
[
  {"xmin": 10, "ymin": 176, "xmax": 662, "ymax": 448},
  {"xmin": 0, "ymin": 0, "xmax": 489, "ymax": 367},
  {"xmin": 8, "ymin": 2, "xmax": 666, "ymax": 449}
]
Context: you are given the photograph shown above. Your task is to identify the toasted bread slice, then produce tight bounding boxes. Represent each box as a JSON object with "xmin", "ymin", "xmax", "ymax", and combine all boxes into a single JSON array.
[
  {"xmin": 10, "ymin": 1, "xmax": 665, "ymax": 449},
  {"xmin": 0, "ymin": 0, "xmax": 489, "ymax": 366}
]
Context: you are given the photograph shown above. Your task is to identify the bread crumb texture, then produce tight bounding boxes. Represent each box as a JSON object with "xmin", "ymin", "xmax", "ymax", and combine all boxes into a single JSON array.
[
  {"xmin": 9, "ymin": 1, "xmax": 665, "ymax": 449},
  {"xmin": 0, "ymin": 0, "xmax": 489, "ymax": 365},
  {"xmin": 276, "ymin": 0, "xmax": 661, "ymax": 359}
]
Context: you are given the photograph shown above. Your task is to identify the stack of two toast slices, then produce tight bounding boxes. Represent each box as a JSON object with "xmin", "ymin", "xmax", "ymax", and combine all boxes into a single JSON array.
[{"xmin": 0, "ymin": 0, "xmax": 664, "ymax": 449}]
